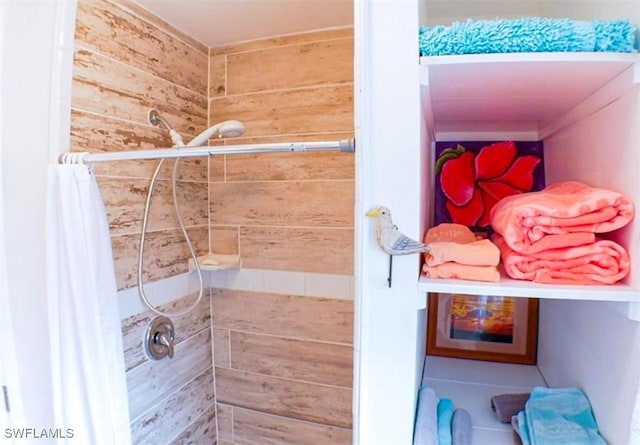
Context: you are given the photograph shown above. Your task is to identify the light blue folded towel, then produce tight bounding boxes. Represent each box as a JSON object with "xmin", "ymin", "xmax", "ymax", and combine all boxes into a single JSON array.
[
  {"xmin": 451, "ymin": 408, "xmax": 472, "ymax": 445},
  {"xmin": 513, "ymin": 387, "xmax": 607, "ymax": 445},
  {"xmin": 437, "ymin": 398, "xmax": 455, "ymax": 445},
  {"xmin": 419, "ymin": 18, "xmax": 637, "ymax": 56},
  {"xmin": 413, "ymin": 387, "xmax": 439, "ymax": 445}
]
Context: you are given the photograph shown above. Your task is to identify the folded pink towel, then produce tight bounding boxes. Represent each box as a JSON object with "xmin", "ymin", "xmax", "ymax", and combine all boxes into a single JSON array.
[
  {"xmin": 494, "ymin": 234, "xmax": 630, "ymax": 285},
  {"xmin": 491, "ymin": 181, "xmax": 634, "ymax": 254},
  {"xmin": 425, "ymin": 239, "xmax": 500, "ymax": 267},
  {"xmin": 423, "ymin": 223, "xmax": 477, "ymax": 244},
  {"xmin": 423, "ymin": 263, "xmax": 500, "ymax": 282}
]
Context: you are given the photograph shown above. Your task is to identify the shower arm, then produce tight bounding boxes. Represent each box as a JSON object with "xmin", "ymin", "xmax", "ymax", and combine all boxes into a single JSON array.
[{"xmin": 148, "ymin": 109, "xmax": 186, "ymax": 146}]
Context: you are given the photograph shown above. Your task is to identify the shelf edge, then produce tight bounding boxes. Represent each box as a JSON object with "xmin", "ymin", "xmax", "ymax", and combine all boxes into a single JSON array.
[
  {"xmin": 419, "ymin": 52, "xmax": 640, "ymax": 67},
  {"xmin": 417, "ymin": 276, "xmax": 640, "ymax": 302}
]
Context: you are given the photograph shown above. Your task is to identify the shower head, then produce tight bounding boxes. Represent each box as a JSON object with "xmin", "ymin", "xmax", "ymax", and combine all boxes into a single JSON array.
[
  {"xmin": 186, "ymin": 120, "xmax": 246, "ymax": 147},
  {"xmin": 147, "ymin": 109, "xmax": 245, "ymax": 147}
]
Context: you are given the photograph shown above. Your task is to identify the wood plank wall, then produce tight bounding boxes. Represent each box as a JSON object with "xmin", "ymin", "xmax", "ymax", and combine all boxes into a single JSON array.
[
  {"xmin": 207, "ymin": 29, "xmax": 355, "ymax": 274},
  {"xmin": 208, "ymin": 30, "xmax": 356, "ymax": 444},
  {"xmin": 121, "ymin": 292, "xmax": 216, "ymax": 444},
  {"xmin": 212, "ymin": 289, "xmax": 354, "ymax": 444},
  {"xmin": 71, "ymin": 2, "xmax": 355, "ymax": 442},
  {"xmin": 71, "ymin": 0, "xmax": 210, "ymax": 291},
  {"xmin": 71, "ymin": 1, "xmax": 216, "ymax": 443}
]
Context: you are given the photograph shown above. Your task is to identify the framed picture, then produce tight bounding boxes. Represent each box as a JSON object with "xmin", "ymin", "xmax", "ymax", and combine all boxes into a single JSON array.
[
  {"xmin": 427, "ymin": 293, "xmax": 538, "ymax": 365},
  {"xmin": 433, "ymin": 140, "xmax": 545, "ymax": 234}
]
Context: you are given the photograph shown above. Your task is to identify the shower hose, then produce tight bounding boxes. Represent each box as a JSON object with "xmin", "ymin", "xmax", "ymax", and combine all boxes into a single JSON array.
[{"xmin": 137, "ymin": 156, "xmax": 204, "ymax": 318}]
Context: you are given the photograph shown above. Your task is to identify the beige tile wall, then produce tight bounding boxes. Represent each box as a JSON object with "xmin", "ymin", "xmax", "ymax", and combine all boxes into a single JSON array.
[
  {"xmin": 72, "ymin": 3, "xmax": 355, "ymax": 443},
  {"xmin": 72, "ymin": 1, "xmax": 214, "ymax": 443},
  {"xmin": 207, "ymin": 29, "xmax": 355, "ymax": 275},
  {"xmin": 71, "ymin": 0, "xmax": 210, "ymax": 291},
  {"xmin": 212, "ymin": 289, "xmax": 353, "ymax": 443},
  {"xmin": 121, "ymin": 291, "xmax": 216, "ymax": 444},
  {"xmin": 208, "ymin": 29, "xmax": 355, "ymax": 444}
]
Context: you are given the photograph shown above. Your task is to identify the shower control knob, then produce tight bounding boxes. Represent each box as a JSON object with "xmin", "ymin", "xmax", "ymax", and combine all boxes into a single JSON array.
[
  {"xmin": 154, "ymin": 331, "xmax": 174, "ymax": 359},
  {"xmin": 144, "ymin": 316, "xmax": 175, "ymax": 360}
]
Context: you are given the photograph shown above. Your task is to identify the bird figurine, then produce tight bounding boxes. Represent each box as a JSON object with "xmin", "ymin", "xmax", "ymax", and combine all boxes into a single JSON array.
[{"xmin": 366, "ymin": 206, "xmax": 431, "ymax": 287}]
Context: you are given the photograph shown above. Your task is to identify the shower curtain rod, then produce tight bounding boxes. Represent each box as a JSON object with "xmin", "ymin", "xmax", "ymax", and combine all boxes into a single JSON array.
[{"xmin": 58, "ymin": 138, "xmax": 355, "ymax": 164}]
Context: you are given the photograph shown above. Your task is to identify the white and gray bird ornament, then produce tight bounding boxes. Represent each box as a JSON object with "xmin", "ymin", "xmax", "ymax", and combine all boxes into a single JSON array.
[{"xmin": 366, "ymin": 206, "xmax": 431, "ymax": 287}]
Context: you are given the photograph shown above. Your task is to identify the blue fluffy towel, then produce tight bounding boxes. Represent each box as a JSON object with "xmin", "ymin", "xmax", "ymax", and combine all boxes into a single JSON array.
[
  {"xmin": 437, "ymin": 398, "xmax": 455, "ymax": 445},
  {"xmin": 513, "ymin": 387, "xmax": 607, "ymax": 445},
  {"xmin": 419, "ymin": 18, "xmax": 637, "ymax": 56}
]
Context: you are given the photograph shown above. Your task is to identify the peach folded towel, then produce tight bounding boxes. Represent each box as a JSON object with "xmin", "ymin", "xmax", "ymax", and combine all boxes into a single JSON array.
[
  {"xmin": 494, "ymin": 234, "xmax": 630, "ymax": 285},
  {"xmin": 423, "ymin": 223, "xmax": 477, "ymax": 244},
  {"xmin": 422, "ymin": 263, "xmax": 500, "ymax": 282},
  {"xmin": 491, "ymin": 181, "xmax": 634, "ymax": 254},
  {"xmin": 425, "ymin": 239, "xmax": 500, "ymax": 267}
]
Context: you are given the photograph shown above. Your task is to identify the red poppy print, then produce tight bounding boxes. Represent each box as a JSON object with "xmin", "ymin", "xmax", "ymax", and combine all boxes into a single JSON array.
[{"xmin": 436, "ymin": 141, "xmax": 542, "ymax": 228}]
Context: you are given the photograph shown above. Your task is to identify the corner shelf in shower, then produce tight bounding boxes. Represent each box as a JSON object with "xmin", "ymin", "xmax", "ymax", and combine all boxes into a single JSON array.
[{"xmin": 188, "ymin": 253, "xmax": 242, "ymax": 271}]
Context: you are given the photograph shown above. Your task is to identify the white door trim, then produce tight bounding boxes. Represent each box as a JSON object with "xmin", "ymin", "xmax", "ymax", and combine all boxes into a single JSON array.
[{"xmin": 0, "ymin": 2, "xmax": 25, "ymax": 436}]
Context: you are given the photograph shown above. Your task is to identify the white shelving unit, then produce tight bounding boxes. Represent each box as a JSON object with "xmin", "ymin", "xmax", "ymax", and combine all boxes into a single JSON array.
[
  {"xmin": 413, "ymin": 46, "xmax": 640, "ymax": 443},
  {"xmin": 356, "ymin": 2, "xmax": 640, "ymax": 442},
  {"xmin": 418, "ymin": 51, "xmax": 640, "ymax": 319}
]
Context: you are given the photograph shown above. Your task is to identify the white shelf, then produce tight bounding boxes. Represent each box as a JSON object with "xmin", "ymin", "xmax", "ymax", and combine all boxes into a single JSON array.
[
  {"xmin": 422, "ymin": 356, "xmax": 546, "ymax": 444},
  {"xmin": 188, "ymin": 253, "xmax": 241, "ymax": 271},
  {"xmin": 418, "ymin": 275, "xmax": 639, "ymax": 302},
  {"xmin": 420, "ymin": 52, "xmax": 640, "ymax": 140}
]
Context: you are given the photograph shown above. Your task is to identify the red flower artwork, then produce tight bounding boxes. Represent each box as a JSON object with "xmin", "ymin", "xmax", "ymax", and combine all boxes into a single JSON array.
[{"xmin": 437, "ymin": 141, "xmax": 541, "ymax": 227}]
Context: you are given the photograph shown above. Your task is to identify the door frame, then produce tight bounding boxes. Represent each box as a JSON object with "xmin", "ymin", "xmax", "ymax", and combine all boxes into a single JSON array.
[{"xmin": 0, "ymin": 3, "xmax": 24, "ymax": 434}]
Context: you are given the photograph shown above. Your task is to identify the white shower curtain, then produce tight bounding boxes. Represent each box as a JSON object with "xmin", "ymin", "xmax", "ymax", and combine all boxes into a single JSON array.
[{"xmin": 46, "ymin": 164, "xmax": 131, "ymax": 445}]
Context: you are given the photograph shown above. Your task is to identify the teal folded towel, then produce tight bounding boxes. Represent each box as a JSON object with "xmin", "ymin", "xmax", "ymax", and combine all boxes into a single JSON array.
[
  {"xmin": 514, "ymin": 410, "xmax": 532, "ymax": 445},
  {"xmin": 513, "ymin": 387, "xmax": 607, "ymax": 445},
  {"xmin": 437, "ymin": 398, "xmax": 455, "ymax": 445},
  {"xmin": 419, "ymin": 17, "xmax": 637, "ymax": 56},
  {"xmin": 413, "ymin": 387, "xmax": 439, "ymax": 445},
  {"xmin": 451, "ymin": 409, "xmax": 472, "ymax": 445}
]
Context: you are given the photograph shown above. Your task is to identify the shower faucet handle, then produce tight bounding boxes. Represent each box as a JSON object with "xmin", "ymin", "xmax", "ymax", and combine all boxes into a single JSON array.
[
  {"xmin": 144, "ymin": 316, "xmax": 175, "ymax": 360},
  {"xmin": 154, "ymin": 330, "xmax": 174, "ymax": 359}
]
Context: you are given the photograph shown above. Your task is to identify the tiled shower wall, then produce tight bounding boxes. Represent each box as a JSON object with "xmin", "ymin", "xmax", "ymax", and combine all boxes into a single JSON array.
[
  {"xmin": 71, "ymin": 1, "xmax": 355, "ymax": 442},
  {"xmin": 121, "ymin": 293, "xmax": 216, "ymax": 443},
  {"xmin": 206, "ymin": 30, "xmax": 355, "ymax": 443},
  {"xmin": 71, "ymin": 0, "xmax": 210, "ymax": 290},
  {"xmin": 212, "ymin": 289, "xmax": 354, "ymax": 444},
  {"xmin": 206, "ymin": 29, "xmax": 355, "ymax": 271},
  {"xmin": 71, "ymin": 0, "xmax": 215, "ymax": 443}
]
